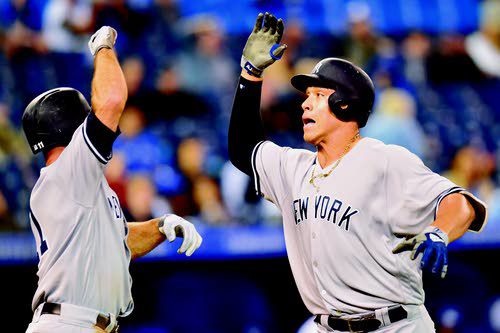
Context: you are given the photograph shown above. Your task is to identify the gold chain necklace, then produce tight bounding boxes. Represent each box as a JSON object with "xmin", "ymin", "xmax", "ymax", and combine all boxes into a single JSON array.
[{"xmin": 309, "ymin": 132, "xmax": 360, "ymax": 193}]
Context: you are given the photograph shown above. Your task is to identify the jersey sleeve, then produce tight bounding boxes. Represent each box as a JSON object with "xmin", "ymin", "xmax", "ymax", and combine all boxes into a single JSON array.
[
  {"xmin": 49, "ymin": 112, "xmax": 120, "ymax": 207},
  {"xmin": 250, "ymin": 141, "xmax": 292, "ymax": 208},
  {"xmin": 386, "ymin": 145, "xmax": 486, "ymax": 234}
]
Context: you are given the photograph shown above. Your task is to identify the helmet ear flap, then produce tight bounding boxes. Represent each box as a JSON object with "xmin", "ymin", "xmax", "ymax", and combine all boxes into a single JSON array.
[
  {"xmin": 328, "ymin": 93, "xmax": 369, "ymax": 126},
  {"xmin": 328, "ymin": 93, "xmax": 352, "ymax": 122}
]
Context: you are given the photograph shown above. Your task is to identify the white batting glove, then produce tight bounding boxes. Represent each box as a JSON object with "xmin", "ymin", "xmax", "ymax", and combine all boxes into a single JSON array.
[
  {"xmin": 88, "ymin": 26, "xmax": 117, "ymax": 57},
  {"xmin": 158, "ymin": 214, "xmax": 203, "ymax": 257}
]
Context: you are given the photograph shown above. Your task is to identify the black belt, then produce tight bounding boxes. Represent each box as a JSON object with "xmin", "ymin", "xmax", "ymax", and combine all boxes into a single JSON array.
[
  {"xmin": 40, "ymin": 302, "xmax": 119, "ymax": 333},
  {"xmin": 314, "ymin": 306, "xmax": 407, "ymax": 332}
]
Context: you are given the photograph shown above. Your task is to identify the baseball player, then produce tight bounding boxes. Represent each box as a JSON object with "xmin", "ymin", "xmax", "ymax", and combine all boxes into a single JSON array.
[
  {"xmin": 229, "ymin": 13, "xmax": 488, "ymax": 332},
  {"xmin": 23, "ymin": 26, "xmax": 202, "ymax": 333}
]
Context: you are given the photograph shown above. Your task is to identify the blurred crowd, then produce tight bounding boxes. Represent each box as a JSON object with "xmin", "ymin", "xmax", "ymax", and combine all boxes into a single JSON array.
[{"xmin": 1, "ymin": 0, "xmax": 499, "ymax": 230}]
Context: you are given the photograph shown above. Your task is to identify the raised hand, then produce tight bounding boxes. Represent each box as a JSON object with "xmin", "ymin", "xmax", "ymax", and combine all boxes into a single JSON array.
[{"xmin": 241, "ymin": 12, "xmax": 287, "ymax": 78}]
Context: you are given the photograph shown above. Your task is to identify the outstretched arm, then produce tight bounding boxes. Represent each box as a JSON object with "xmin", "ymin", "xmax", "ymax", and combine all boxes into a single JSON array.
[
  {"xmin": 127, "ymin": 215, "xmax": 203, "ymax": 260},
  {"xmin": 228, "ymin": 13, "xmax": 287, "ymax": 176},
  {"xmin": 88, "ymin": 26, "xmax": 127, "ymax": 132}
]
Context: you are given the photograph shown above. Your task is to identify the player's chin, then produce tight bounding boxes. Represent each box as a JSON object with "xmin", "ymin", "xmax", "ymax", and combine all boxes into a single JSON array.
[{"xmin": 303, "ymin": 130, "xmax": 318, "ymax": 145}]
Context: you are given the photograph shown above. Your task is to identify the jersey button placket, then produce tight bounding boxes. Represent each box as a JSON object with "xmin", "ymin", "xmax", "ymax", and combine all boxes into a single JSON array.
[{"xmin": 310, "ymin": 229, "xmax": 329, "ymax": 308}]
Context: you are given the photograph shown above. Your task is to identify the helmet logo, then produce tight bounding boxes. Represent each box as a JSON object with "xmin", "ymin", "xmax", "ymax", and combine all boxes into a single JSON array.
[
  {"xmin": 312, "ymin": 62, "xmax": 322, "ymax": 74},
  {"xmin": 33, "ymin": 141, "xmax": 44, "ymax": 151}
]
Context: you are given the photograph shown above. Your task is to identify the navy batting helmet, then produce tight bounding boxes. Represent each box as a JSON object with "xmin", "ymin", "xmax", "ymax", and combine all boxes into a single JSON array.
[
  {"xmin": 291, "ymin": 58, "xmax": 375, "ymax": 127},
  {"xmin": 22, "ymin": 87, "xmax": 91, "ymax": 155}
]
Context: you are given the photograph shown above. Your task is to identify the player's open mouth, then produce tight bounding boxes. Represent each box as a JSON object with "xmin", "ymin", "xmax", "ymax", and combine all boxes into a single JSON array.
[{"xmin": 302, "ymin": 117, "xmax": 316, "ymax": 128}]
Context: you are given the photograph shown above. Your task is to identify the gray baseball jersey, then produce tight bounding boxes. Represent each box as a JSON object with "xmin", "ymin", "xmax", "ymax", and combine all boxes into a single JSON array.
[
  {"xmin": 28, "ymin": 113, "xmax": 133, "ymax": 317},
  {"xmin": 251, "ymin": 137, "xmax": 486, "ymax": 315}
]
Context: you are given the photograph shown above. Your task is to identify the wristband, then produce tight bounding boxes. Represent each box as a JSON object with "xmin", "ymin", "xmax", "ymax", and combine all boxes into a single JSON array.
[
  {"xmin": 241, "ymin": 56, "xmax": 263, "ymax": 78},
  {"xmin": 424, "ymin": 226, "xmax": 449, "ymax": 245},
  {"xmin": 93, "ymin": 44, "xmax": 112, "ymax": 56},
  {"xmin": 158, "ymin": 215, "xmax": 166, "ymax": 234}
]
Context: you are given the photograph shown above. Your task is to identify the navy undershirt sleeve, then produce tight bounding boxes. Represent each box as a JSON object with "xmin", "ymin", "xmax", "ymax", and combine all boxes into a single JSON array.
[
  {"xmin": 228, "ymin": 76, "xmax": 266, "ymax": 176},
  {"xmin": 83, "ymin": 112, "xmax": 120, "ymax": 164}
]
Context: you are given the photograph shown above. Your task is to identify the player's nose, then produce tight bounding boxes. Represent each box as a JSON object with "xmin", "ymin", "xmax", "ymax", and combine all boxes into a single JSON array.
[{"xmin": 301, "ymin": 97, "xmax": 312, "ymax": 112}]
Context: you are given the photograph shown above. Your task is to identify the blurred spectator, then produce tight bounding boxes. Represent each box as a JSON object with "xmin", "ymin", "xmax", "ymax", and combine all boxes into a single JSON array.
[
  {"xmin": 0, "ymin": 103, "xmax": 31, "ymax": 158},
  {"xmin": 220, "ymin": 162, "xmax": 257, "ymax": 224},
  {"xmin": 114, "ymin": 105, "xmax": 181, "ymax": 195},
  {"xmin": 0, "ymin": 103, "xmax": 32, "ymax": 229},
  {"xmin": 1, "ymin": 0, "xmax": 47, "ymax": 58},
  {"xmin": 220, "ymin": 161, "xmax": 281, "ymax": 225},
  {"xmin": 371, "ymin": 37, "xmax": 403, "ymax": 87},
  {"xmin": 171, "ymin": 137, "xmax": 228, "ymax": 224},
  {"xmin": 42, "ymin": 0, "xmax": 92, "ymax": 53},
  {"xmin": 123, "ymin": 174, "xmax": 171, "ymax": 222},
  {"xmin": 175, "ymin": 16, "xmax": 236, "ymax": 112},
  {"xmin": 105, "ymin": 152, "xmax": 127, "ymax": 201},
  {"xmin": 443, "ymin": 146, "xmax": 496, "ymax": 202},
  {"xmin": 177, "ymin": 137, "xmax": 205, "ymax": 182},
  {"xmin": 427, "ymin": 34, "xmax": 483, "ymax": 83},
  {"xmin": 116, "ymin": 105, "xmax": 171, "ymax": 172},
  {"xmin": 138, "ymin": 0, "xmax": 181, "ymax": 81},
  {"xmin": 0, "ymin": 191, "xmax": 15, "ymax": 230},
  {"xmin": 401, "ymin": 32, "xmax": 431, "ymax": 85},
  {"xmin": 465, "ymin": 0, "xmax": 500, "ymax": 78},
  {"xmin": 42, "ymin": 0, "xmax": 93, "ymax": 94},
  {"xmin": 363, "ymin": 88, "xmax": 427, "ymax": 158},
  {"xmin": 192, "ymin": 175, "xmax": 227, "ymax": 225},
  {"xmin": 442, "ymin": 145, "xmax": 500, "ymax": 232},
  {"xmin": 122, "ymin": 56, "xmax": 146, "ymax": 101},
  {"xmin": 343, "ymin": 1, "xmax": 378, "ymax": 69},
  {"xmin": 141, "ymin": 63, "xmax": 212, "ymax": 124},
  {"xmin": 1, "ymin": 0, "xmax": 50, "ymax": 122},
  {"xmin": 92, "ymin": 0, "xmax": 157, "ymax": 56}
]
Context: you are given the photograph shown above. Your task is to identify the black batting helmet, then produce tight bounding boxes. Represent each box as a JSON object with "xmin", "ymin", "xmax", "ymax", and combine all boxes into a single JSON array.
[
  {"xmin": 291, "ymin": 58, "xmax": 375, "ymax": 127},
  {"xmin": 22, "ymin": 87, "xmax": 91, "ymax": 155}
]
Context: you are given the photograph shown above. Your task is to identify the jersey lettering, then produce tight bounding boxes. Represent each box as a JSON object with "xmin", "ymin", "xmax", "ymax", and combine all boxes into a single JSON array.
[
  {"xmin": 293, "ymin": 198, "xmax": 309, "ymax": 224},
  {"xmin": 338, "ymin": 206, "xmax": 359, "ymax": 231},
  {"xmin": 107, "ymin": 195, "xmax": 123, "ymax": 219},
  {"xmin": 294, "ymin": 195, "xmax": 359, "ymax": 231}
]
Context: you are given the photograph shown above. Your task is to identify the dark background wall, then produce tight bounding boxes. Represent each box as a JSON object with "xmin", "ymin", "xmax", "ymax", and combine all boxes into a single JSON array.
[{"xmin": 3, "ymin": 249, "xmax": 499, "ymax": 333}]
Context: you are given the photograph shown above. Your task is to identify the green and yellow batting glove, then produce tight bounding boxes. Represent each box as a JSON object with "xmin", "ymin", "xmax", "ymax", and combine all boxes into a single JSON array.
[{"xmin": 241, "ymin": 12, "xmax": 287, "ymax": 78}]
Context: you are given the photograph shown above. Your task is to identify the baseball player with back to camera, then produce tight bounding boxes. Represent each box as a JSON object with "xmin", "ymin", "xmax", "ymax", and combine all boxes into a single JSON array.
[
  {"xmin": 229, "ymin": 13, "xmax": 488, "ymax": 332},
  {"xmin": 22, "ymin": 26, "xmax": 202, "ymax": 333}
]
